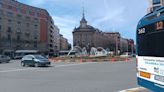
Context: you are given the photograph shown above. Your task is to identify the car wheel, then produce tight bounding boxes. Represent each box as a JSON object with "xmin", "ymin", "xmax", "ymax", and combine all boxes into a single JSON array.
[
  {"xmin": 21, "ymin": 62, "xmax": 25, "ymax": 67},
  {"xmin": 34, "ymin": 63, "xmax": 39, "ymax": 67},
  {"xmin": 6, "ymin": 61, "xmax": 9, "ymax": 63}
]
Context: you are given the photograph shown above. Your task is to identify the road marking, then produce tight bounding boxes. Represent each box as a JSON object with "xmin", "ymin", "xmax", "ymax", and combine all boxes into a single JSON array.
[
  {"xmin": 0, "ymin": 68, "xmax": 37, "ymax": 73},
  {"xmin": 0, "ymin": 62, "xmax": 96, "ymax": 73},
  {"xmin": 118, "ymin": 87, "xmax": 148, "ymax": 92},
  {"xmin": 55, "ymin": 62, "xmax": 96, "ymax": 68}
]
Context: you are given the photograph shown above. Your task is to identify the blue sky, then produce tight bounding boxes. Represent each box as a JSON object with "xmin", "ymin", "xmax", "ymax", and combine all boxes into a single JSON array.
[{"xmin": 18, "ymin": 0, "xmax": 149, "ymax": 44}]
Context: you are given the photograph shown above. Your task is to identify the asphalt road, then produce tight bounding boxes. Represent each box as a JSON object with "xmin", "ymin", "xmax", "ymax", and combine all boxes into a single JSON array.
[{"xmin": 0, "ymin": 58, "xmax": 147, "ymax": 92}]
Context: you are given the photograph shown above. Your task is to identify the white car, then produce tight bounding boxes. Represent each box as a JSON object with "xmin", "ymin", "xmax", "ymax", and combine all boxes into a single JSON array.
[
  {"xmin": 120, "ymin": 52, "xmax": 133, "ymax": 58},
  {"xmin": 0, "ymin": 55, "xmax": 10, "ymax": 63}
]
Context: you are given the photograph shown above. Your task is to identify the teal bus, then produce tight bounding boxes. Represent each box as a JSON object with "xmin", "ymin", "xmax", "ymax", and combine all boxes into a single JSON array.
[{"xmin": 136, "ymin": 7, "xmax": 164, "ymax": 92}]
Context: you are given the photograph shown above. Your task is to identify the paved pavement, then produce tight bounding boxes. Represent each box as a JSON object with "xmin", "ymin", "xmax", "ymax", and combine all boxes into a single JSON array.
[{"xmin": 0, "ymin": 58, "xmax": 151, "ymax": 92}]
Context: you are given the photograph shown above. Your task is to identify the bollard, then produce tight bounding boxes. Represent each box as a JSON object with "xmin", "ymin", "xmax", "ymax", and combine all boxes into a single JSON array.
[
  {"xmin": 124, "ymin": 58, "xmax": 128, "ymax": 62},
  {"xmin": 111, "ymin": 58, "xmax": 116, "ymax": 62},
  {"xmin": 80, "ymin": 59, "xmax": 83, "ymax": 63}
]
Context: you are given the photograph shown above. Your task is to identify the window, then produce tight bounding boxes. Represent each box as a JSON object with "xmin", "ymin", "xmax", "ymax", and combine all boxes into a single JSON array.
[
  {"xmin": 8, "ymin": 19, "xmax": 12, "ymax": 25},
  {"xmin": 36, "ymin": 12, "xmax": 40, "ymax": 17},
  {"xmin": 0, "ymin": 10, "xmax": 3, "ymax": 15},
  {"xmin": 25, "ymin": 32, "xmax": 30, "ymax": 38},
  {"xmin": 34, "ymin": 24, "xmax": 38, "ymax": 29},
  {"xmin": 7, "ymin": 12, "xmax": 13, "ymax": 17},
  {"xmin": 34, "ymin": 18, "xmax": 38, "ymax": 22},
  {"xmin": 153, "ymin": 0, "xmax": 160, "ymax": 4},
  {"xmin": 17, "ymin": 8, "xmax": 21, "ymax": 13},
  {"xmin": 7, "ymin": 34, "xmax": 11, "ymax": 40},
  {"xmin": 8, "ymin": 5, "xmax": 12, "ymax": 10},
  {"xmin": 34, "ymin": 37, "xmax": 38, "ymax": 40},
  {"xmin": 17, "ymin": 14, "xmax": 22, "ymax": 19},
  {"xmin": 17, "ymin": 21, "xmax": 21, "ymax": 26},
  {"xmin": 0, "ymin": 3, "xmax": 2, "ymax": 8},
  {"xmin": 0, "ymin": 25, "xmax": 1, "ymax": 31},
  {"xmin": 34, "ymin": 41, "xmax": 37, "ymax": 48},
  {"xmin": 17, "ymin": 35, "xmax": 20, "ymax": 41},
  {"xmin": 7, "ymin": 27, "xmax": 11, "ymax": 32},
  {"xmin": 8, "ymin": 19, "xmax": 12, "ymax": 22},
  {"xmin": 16, "ymin": 28, "xmax": 21, "ymax": 33},
  {"xmin": 26, "ymin": 23, "xmax": 30, "ymax": 27},
  {"xmin": 34, "ymin": 30, "xmax": 38, "ymax": 37},
  {"xmin": 25, "ymin": 16, "xmax": 31, "ymax": 21}
]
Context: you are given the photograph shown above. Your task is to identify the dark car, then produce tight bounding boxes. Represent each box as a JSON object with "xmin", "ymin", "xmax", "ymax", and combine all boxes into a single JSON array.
[
  {"xmin": 21, "ymin": 55, "xmax": 51, "ymax": 67},
  {"xmin": 0, "ymin": 55, "xmax": 10, "ymax": 63}
]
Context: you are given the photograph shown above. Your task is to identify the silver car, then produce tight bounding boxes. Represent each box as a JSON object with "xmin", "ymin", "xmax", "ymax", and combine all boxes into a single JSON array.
[
  {"xmin": 0, "ymin": 55, "xmax": 10, "ymax": 63},
  {"xmin": 21, "ymin": 55, "xmax": 51, "ymax": 67}
]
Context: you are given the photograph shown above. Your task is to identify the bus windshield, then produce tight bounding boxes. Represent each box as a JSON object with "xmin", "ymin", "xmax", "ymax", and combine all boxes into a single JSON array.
[{"xmin": 137, "ymin": 30, "xmax": 164, "ymax": 57}]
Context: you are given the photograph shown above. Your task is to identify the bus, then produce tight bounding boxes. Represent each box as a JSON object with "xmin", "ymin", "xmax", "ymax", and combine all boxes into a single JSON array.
[
  {"xmin": 14, "ymin": 50, "xmax": 39, "ymax": 59},
  {"xmin": 59, "ymin": 50, "xmax": 76, "ymax": 57},
  {"xmin": 136, "ymin": 7, "xmax": 164, "ymax": 92}
]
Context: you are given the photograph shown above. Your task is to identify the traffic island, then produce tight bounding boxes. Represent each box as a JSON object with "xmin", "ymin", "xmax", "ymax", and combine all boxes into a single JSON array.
[{"xmin": 49, "ymin": 56, "xmax": 133, "ymax": 63}]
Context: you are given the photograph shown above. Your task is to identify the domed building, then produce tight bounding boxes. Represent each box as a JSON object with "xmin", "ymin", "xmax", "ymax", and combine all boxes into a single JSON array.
[{"xmin": 72, "ymin": 11, "xmax": 110, "ymax": 52}]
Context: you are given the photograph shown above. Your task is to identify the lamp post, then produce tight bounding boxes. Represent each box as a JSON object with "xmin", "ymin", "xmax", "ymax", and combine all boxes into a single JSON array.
[
  {"xmin": 115, "ymin": 36, "xmax": 118, "ymax": 55},
  {"xmin": 126, "ymin": 39, "xmax": 129, "ymax": 53}
]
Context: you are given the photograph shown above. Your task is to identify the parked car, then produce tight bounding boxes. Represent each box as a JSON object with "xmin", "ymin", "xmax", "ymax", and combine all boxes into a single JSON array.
[
  {"xmin": 120, "ymin": 52, "xmax": 133, "ymax": 58},
  {"xmin": 0, "ymin": 55, "xmax": 10, "ymax": 63},
  {"xmin": 21, "ymin": 55, "xmax": 51, "ymax": 67}
]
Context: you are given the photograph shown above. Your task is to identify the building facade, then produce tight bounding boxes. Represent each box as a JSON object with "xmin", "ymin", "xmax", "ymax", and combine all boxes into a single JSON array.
[
  {"xmin": 59, "ymin": 34, "xmax": 70, "ymax": 50},
  {"xmin": 0, "ymin": 0, "xmax": 61, "ymax": 56},
  {"xmin": 104, "ymin": 32, "xmax": 121, "ymax": 54},
  {"xmin": 147, "ymin": 0, "xmax": 164, "ymax": 13}
]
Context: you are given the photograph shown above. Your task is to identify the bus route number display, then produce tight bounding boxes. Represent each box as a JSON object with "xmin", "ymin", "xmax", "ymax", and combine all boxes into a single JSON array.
[{"xmin": 156, "ymin": 21, "xmax": 163, "ymax": 30}]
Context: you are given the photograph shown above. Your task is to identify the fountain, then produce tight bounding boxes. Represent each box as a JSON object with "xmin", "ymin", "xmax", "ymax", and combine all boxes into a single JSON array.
[{"xmin": 68, "ymin": 46, "xmax": 108, "ymax": 57}]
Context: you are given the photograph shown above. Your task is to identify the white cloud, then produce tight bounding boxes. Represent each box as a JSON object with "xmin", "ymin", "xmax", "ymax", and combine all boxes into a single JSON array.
[
  {"xmin": 28, "ymin": 0, "xmax": 46, "ymax": 6},
  {"xmin": 93, "ymin": 7, "xmax": 126, "ymax": 25},
  {"xmin": 52, "ymin": 15, "xmax": 78, "ymax": 44}
]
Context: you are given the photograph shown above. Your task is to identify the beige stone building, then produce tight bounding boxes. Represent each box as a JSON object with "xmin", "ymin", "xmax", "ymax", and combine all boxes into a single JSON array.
[
  {"xmin": 147, "ymin": 0, "xmax": 164, "ymax": 13},
  {"xmin": 72, "ymin": 12, "xmax": 110, "ymax": 53},
  {"xmin": 0, "ymin": 0, "xmax": 61, "ymax": 56}
]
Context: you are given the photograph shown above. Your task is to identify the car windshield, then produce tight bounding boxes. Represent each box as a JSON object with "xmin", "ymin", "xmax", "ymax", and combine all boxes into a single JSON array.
[{"xmin": 34, "ymin": 55, "xmax": 46, "ymax": 59}]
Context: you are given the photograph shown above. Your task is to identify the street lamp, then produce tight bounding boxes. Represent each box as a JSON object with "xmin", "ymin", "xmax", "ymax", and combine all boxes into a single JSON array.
[
  {"xmin": 127, "ymin": 39, "xmax": 129, "ymax": 53},
  {"xmin": 115, "ymin": 36, "xmax": 118, "ymax": 55}
]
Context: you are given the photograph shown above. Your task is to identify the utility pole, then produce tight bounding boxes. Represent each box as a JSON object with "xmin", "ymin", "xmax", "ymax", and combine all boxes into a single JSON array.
[
  {"xmin": 131, "ymin": 44, "xmax": 134, "ymax": 55},
  {"xmin": 120, "ymin": 37, "xmax": 122, "ymax": 54}
]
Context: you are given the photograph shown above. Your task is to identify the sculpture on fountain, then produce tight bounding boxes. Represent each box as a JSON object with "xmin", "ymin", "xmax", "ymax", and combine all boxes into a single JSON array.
[{"xmin": 68, "ymin": 46, "xmax": 108, "ymax": 57}]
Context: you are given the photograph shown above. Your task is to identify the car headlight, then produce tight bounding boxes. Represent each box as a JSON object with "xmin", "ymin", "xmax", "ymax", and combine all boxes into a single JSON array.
[{"xmin": 34, "ymin": 59, "xmax": 40, "ymax": 62}]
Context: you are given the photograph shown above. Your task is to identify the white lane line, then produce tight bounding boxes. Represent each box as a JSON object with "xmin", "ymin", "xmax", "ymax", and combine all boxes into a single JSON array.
[
  {"xmin": 0, "ymin": 68, "xmax": 37, "ymax": 73},
  {"xmin": 55, "ymin": 62, "xmax": 96, "ymax": 68},
  {"xmin": 0, "ymin": 62, "xmax": 96, "ymax": 73},
  {"xmin": 118, "ymin": 87, "xmax": 147, "ymax": 92}
]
